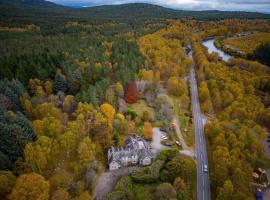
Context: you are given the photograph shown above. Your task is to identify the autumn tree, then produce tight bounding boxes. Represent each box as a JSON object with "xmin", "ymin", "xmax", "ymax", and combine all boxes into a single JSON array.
[
  {"xmin": 155, "ymin": 183, "xmax": 177, "ymax": 200},
  {"xmin": 24, "ymin": 136, "xmax": 56, "ymax": 173},
  {"xmin": 0, "ymin": 171, "xmax": 16, "ymax": 196},
  {"xmin": 52, "ymin": 188, "xmax": 70, "ymax": 200},
  {"xmin": 143, "ymin": 122, "xmax": 153, "ymax": 140},
  {"xmin": 10, "ymin": 173, "xmax": 50, "ymax": 200},
  {"xmin": 100, "ymin": 103, "xmax": 115, "ymax": 132},
  {"xmin": 216, "ymin": 180, "xmax": 234, "ymax": 200},
  {"xmin": 167, "ymin": 76, "xmax": 186, "ymax": 97},
  {"xmin": 124, "ymin": 81, "xmax": 138, "ymax": 104},
  {"xmin": 78, "ymin": 137, "xmax": 96, "ymax": 168},
  {"xmin": 63, "ymin": 95, "xmax": 77, "ymax": 114}
]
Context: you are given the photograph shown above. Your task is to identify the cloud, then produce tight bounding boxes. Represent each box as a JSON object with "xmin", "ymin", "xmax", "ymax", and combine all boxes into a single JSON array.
[{"xmin": 49, "ymin": 0, "xmax": 270, "ymax": 12}]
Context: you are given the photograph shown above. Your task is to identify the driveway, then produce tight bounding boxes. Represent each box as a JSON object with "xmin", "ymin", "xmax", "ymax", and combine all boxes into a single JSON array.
[{"xmin": 151, "ymin": 127, "xmax": 167, "ymax": 157}]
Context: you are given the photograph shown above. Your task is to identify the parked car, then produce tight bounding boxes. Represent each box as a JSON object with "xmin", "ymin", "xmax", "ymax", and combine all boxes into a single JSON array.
[
  {"xmin": 164, "ymin": 143, "xmax": 172, "ymax": 147},
  {"xmin": 160, "ymin": 128, "xmax": 167, "ymax": 132},
  {"xmin": 267, "ymin": 139, "xmax": 270, "ymax": 142},
  {"xmin": 176, "ymin": 141, "xmax": 182, "ymax": 147}
]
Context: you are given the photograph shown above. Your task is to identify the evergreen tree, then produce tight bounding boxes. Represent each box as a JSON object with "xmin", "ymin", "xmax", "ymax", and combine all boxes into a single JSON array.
[{"xmin": 53, "ymin": 72, "xmax": 68, "ymax": 93}]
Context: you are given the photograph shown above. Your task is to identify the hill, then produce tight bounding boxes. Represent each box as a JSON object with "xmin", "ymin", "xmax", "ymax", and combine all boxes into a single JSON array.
[{"xmin": 0, "ymin": 1, "xmax": 269, "ymax": 33}]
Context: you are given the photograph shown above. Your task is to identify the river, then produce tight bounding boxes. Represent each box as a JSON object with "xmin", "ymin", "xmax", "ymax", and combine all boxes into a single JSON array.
[{"xmin": 202, "ymin": 39, "xmax": 231, "ymax": 61}]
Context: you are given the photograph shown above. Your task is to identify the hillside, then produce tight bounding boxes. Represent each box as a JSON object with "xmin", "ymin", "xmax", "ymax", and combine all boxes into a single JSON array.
[{"xmin": 0, "ymin": 1, "xmax": 269, "ymax": 30}]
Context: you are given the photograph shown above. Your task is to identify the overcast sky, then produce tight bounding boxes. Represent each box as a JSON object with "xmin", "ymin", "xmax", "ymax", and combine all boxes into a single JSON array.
[{"xmin": 49, "ymin": 0, "xmax": 270, "ymax": 13}]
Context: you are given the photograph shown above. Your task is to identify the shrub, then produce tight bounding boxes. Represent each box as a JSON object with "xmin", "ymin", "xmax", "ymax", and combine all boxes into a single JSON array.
[
  {"xmin": 131, "ymin": 160, "xmax": 165, "ymax": 183},
  {"xmin": 155, "ymin": 183, "xmax": 177, "ymax": 200},
  {"xmin": 124, "ymin": 109, "xmax": 137, "ymax": 120}
]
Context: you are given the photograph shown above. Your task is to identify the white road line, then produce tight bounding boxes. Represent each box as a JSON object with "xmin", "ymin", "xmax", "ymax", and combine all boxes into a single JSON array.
[
  {"xmin": 203, "ymin": 189, "xmax": 205, "ymax": 200},
  {"xmin": 203, "ymin": 176, "xmax": 205, "ymax": 187}
]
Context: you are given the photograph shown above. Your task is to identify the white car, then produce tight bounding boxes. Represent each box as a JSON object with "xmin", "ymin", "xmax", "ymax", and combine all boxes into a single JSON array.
[
  {"xmin": 203, "ymin": 164, "xmax": 208, "ymax": 173},
  {"xmin": 161, "ymin": 136, "xmax": 168, "ymax": 140}
]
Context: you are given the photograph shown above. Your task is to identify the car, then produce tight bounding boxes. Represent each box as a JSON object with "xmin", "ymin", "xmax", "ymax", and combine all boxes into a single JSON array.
[
  {"xmin": 175, "ymin": 141, "xmax": 182, "ymax": 147},
  {"xmin": 164, "ymin": 143, "xmax": 172, "ymax": 147},
  {"xmin": 161, "ymin": 136, "xmax": 168, "ymax": 140},
  {"xmin": 267, "ymin": 139, "xmax": 270, "ymax": 142},
  {"xmin": 160, "ymin": 128, "xmax": 167, "ymax": 132},
  {"xmin": 203, "ymin": 164, "xmax": 208, "ymax": 173}
]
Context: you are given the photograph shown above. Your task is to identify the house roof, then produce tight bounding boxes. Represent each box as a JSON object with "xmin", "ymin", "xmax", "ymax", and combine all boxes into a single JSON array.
[{"xmin": 108, "ymin": 136, "xmax": 152, "ymax": 164}]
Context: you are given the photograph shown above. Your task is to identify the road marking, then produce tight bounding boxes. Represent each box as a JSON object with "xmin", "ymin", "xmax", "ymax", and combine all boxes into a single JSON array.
[
  {"xmin": 203, "ymin": 189, "xmax": 205, "ymax": 200},
  {"xmin": 203, "ymin": 176, "xmax": 205, "ymax": 187},
  {"xmin": 201, "ymin": 153, "xmax": 202, "ymax": 159}
]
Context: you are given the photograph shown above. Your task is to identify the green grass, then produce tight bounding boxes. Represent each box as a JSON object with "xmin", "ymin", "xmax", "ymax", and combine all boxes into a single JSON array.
[{"xmin": 170, "ymin": 95, "xmax": 194, "ymax": 147}]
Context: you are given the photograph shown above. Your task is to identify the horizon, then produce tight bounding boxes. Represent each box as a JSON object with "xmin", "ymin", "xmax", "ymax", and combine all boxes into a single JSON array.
[{"xmin": 48, "ymin": 0, "xmax": 270, "ymax": 13}]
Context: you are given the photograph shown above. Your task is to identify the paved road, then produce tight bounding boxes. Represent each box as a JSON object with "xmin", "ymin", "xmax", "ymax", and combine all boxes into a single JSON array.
[{"xmin": 189, "ymin": 65, "xmax": 211, "ymax": 199}]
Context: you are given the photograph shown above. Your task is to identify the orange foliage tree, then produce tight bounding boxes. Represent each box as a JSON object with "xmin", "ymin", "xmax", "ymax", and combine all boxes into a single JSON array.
[{"xmin": 143, "ymin": 122, "xmax": 153, "ymax": 141}]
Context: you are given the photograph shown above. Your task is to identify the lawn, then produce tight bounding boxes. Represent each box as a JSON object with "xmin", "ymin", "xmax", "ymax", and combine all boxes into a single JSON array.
[{"xmin": 127, "ymin": 100, "xmax": 155, "ymax": 120}]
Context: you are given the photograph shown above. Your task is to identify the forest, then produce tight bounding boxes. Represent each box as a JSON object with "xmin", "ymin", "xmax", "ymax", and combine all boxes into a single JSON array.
[{"xmin": 1, "ymin": 0, "xmax": 270, "ymax": 200}]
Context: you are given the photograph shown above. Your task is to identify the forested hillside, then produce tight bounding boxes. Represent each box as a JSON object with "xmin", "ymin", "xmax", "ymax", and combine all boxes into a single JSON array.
[{"xmin": 1, "ymin": 1, "xmax": 269, "ymax": 33}]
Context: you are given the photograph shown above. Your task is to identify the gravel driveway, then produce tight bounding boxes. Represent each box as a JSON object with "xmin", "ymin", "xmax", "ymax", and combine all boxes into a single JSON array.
[{"xmin": 151, "ymin": 127, "xmax": 167, "ymax": 157}]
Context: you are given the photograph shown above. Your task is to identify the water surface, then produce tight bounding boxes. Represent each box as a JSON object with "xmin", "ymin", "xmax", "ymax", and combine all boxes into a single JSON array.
[{"xmin": 202, "ymin": 39, "xmax": 231, "ymax": 61}]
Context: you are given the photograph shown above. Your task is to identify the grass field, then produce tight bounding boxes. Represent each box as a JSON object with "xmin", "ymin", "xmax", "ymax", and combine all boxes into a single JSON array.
[
  {"xmin": 170, "ymin": 95, "xmax": 194, "ymax": 147},
  {"xmin": 127, "ymin": 100, "xmax": 155, "ymax": 120},
  {"xmin": 224, "ymin": 32, "xmax": 270, "ymax": 54}
]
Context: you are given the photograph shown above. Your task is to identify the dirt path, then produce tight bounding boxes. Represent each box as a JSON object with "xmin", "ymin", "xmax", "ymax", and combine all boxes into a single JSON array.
[{"xmin": 172, "ymin": 116, "xmax": 188, "ymax": 149}]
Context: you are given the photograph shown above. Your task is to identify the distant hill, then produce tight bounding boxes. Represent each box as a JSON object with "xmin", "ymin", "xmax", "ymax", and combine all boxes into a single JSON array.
[
  {"xmin": 0, "ymin": 1, "xmax": 269, "ymax": 31},
  {"xmin": 83, "ymin": 3, "xmax": 270, "ymax": 20},
  {"xmin": 0, "ymin": 0, "xmax": 60, "ymax": 7}
]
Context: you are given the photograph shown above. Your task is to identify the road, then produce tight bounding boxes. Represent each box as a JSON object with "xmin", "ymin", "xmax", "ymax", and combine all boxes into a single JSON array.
[{"xmin": 189, "ymin": 55, "xmax": 211, "ymax": 199}]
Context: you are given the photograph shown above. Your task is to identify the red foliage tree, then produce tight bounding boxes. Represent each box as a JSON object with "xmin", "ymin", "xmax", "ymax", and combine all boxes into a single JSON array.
[{"xmin": 124, "ymin": 81, "xmax": 138, "ymax": 104}]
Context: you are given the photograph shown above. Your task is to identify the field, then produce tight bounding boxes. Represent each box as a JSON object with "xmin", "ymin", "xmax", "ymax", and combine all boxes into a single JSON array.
[
  {"xmin": 224, "ymin": 32, "xmax": 270, "ymax": 54},
  {"xmin": 127, "ymin": 100, "xmax": 155, "ymax": 120}
]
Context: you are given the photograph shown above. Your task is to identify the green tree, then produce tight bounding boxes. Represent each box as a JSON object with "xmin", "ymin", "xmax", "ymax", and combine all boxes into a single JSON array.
[{"xmin": 53, "ymin": 72, "xmax": 68, "ymax": 93}]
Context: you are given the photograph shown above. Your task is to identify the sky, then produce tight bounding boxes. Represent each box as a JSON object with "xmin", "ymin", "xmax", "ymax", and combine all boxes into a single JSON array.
[{"xmin": 49, "ymin": 0, "xmax": 270, "ymax": 13}]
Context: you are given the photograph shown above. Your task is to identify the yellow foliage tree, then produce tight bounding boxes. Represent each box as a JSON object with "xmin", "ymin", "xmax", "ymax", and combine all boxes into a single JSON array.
[
  {"xmin": 10, "ymin": 173, "xmax": 50, "ymax": 200},
  {"xmin": 77, "ymin": 137, "xmax": 96, "ymax": 167},
  {"xmin": 100, "ymin": 103, "xmax": 116, "ymax": 132}
]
